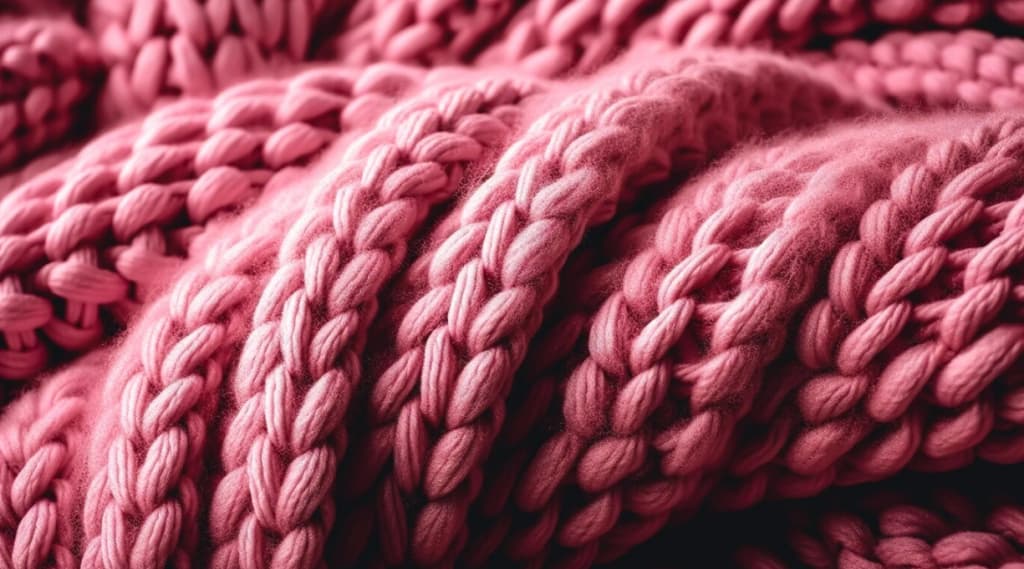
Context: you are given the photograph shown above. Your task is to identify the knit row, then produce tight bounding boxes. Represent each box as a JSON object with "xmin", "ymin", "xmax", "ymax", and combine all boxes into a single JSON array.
[
  {"xmin": 323, "ymin": 0, "xmax": 1024, "ymax": 77},
  {"xmin": 53, "ymin": 0, "xmax": 1024, "ymax": 123},
  {"xmin": 448, "ymin": 111, "xmax": 1023, "ymax": 567},
  {"xmin": 6, "ymin": 2, "xmax": 1024, "ymax": 177},
  {"xmin": 0, "ymin": 62, "xmax": 422, "ymax": 380},
  {"xmin": 599, "ymin": 467, "xmax": 1024, "ymax": 568},
  {"xmin": 0, "ymin": 49, "xmax": 867, "ymax": 569},
  {"xmin": 813, "ymin": 30, "xmax": 1024, "ymax": 109},
  {"xmin": 88, "ymin": 0, "xmax": 346, "ymax": 116}
]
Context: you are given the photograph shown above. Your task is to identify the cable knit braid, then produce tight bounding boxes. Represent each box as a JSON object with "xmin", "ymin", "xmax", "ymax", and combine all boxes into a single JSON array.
[
  {"xmin": 710, "ymin": 115, "xmax": 1024, "ymax": 509},
  {"xmin": 460, "ymin": 146, "xmax": 780, "ymax": 567},
  {"xmin": 87, "ymin": 0, "xmax": 346, "ymax": 118},
  {"xmin": 0, "ymin": 64, "xmax": 413, "ymax": 381},
  {"xmin": 79, "ymin": 206, "xmax": 295, "ymax": 569},
  {"xmin": 0, "ymin": 17, "xmax": 101, "ymax": 173},
  {"xmin": 492, "ymin": 119, "xmax": 875, "ymax": 569},
  {"xmin": 209, "ymin": 72, "xmax": 536, "ymax": 569},
  {"xmin": 460, "ymin": 175, "xmax": 688, "ymax": 568},
  {"xmin": 454, "ymin": 112, "xmax": 1022, "ymax": 568},
  {"xmin": 0, "ymin": 361, "xmax": 91, "ymax": 569},
  {"xmin": 77, "ymin": 62, "xmax": 439, "ymax": 569},
  {"xmin": 811, "ymin": 30, "xmax": 1024, "ymax": 110},
  {"xmin": 330, "ymin": 52, "xmax": 866, "ymax": 568}
]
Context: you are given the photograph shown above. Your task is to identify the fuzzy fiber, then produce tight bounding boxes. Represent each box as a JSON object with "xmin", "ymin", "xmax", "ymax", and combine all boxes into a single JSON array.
[{"xmin": 0, "ymin": 1, "xmax": 1022, "ymax": 569}]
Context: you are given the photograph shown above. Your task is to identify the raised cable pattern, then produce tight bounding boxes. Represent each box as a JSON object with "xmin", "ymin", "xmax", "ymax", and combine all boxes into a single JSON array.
[
  {"xmin": 209, "ymin": 72, "xmax": 536, "ymax": 569},
  {"xmin": 711, "ymin": 116, "xmax": 1024, "ymax": 508},
  {"xmin": 332, "ymin": 52, "xmax": 865, "ymax": 567}
]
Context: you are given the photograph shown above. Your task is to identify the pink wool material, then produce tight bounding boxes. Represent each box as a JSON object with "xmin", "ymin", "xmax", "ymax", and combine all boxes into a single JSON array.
[{"xmin": 0, "ymin": 1, "xmax": 1022, "ymax": 569}]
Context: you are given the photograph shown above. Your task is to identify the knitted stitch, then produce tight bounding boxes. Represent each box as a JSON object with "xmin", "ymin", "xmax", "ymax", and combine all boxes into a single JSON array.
[
  {"xmin": 0, "ymin": 2, "xmax": 1019, "ymax": 569},
  {"xmin": 208, "ymin": 71, "xmax": 535, "ymax": 569},
  {"xmin": 332, "ymin": 49, "xmax": 867, "ymax": 568},
  {"xmin": 811, "ymin": 30, "xmax": 1024, "ymax": 109},
  {"xmin": 458, "ymin": 111, "xmax": 1023, "ymax": 568},
  {"xmin": 87, "ymin": 0, "xmax": 346, "ymax": 117},
  {"xmin": 0, "ymin": 64, "xmax": 409, "ymax": 380},
  {"xmin": 0, "ymin": 17, "xmax": 100, "ymax": 173}
]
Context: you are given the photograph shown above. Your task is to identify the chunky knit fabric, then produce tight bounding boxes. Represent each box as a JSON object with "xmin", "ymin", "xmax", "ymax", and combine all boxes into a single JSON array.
[{"xmin": 0, "ymin": 2, "xmax": 1021, "ymax": 569}]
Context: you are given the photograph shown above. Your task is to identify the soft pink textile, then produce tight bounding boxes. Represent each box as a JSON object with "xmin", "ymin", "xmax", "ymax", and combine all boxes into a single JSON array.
[{"xmin": 0, "ymin": 2, "xmax": 1021, "ymax": 569}]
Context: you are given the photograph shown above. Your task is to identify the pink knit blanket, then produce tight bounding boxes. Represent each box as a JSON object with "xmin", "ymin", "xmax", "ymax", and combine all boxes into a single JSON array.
[{"xmin": 0, "ymin": 1, "xmax": 1022, "ymax": 568}]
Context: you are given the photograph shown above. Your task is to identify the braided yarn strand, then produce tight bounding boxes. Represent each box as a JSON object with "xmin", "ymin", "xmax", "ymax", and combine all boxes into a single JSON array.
[
  {"xmin": 0, "ymin": 360, "xmax": 92, "ymax": 569},
  {"xmin": 333, "ymin": 51, "xmax": 867, "ymax": 568},
  {"xmin": 711, "ymin": 115, "xmax": 1024, "ymax": 508},
  {"xmin": 209, "ymin": 72, "xmax": 536, "ymax": 569},
  {"xmin": 77, "ymin": 62, "xmax": 432, "ymax": 569},
  {"xmin": 80, "ymin": 211, "xmax": 289, "ymax": 569}
]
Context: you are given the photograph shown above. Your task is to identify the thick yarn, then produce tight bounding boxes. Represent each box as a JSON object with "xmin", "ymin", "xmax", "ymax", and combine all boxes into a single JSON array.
[
  {"xmin": 0, "ymin": 64, "xmax": 415, "ymax": 380},
  {"xmin": 450, "ymin": 111, "xmax": 1023, "ymax": 569},
  {"xmin": 0, "ymin": 17, "xmax": 100, "ymax": 172},
  {"xmin": 87, "ymin": 0, "xmax": 348, "ymax": 117},
  {"xmin": 332, "ymin": 49, "xmax": 866, "ymax": 568},
  {"xmin": 0, "ymin": 1, "xmax": 1020, "ymax": 569}
]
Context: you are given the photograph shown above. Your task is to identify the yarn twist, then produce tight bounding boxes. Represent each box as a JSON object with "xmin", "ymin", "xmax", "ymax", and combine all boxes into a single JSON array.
[
  {"xmin": 0, "ymin": 64, "xmax": 410, "ymax": 381},
  {"xmin": 712, "ymin": 116, "xmax": 1024, "ymax": 509},
  {"xmin": 209, "ymin": 73, "xmax": 535, "ymax": 569},
  {"xmin": 0, "ymin": 17, "xmax": 101, "ymax": 172},
  {"xmin": 87, "ymin": 0, "xmax": 344, "ymax": 117},
  {"xmin": 811, "ymin": 30, "xmax": 1024, "ymax": 110}
]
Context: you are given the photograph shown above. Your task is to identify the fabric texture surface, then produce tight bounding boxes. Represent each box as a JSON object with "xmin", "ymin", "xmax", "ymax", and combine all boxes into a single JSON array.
[{"xmin": 0, "ymin": 1, "xmax": 1021, "ymax": 569}]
